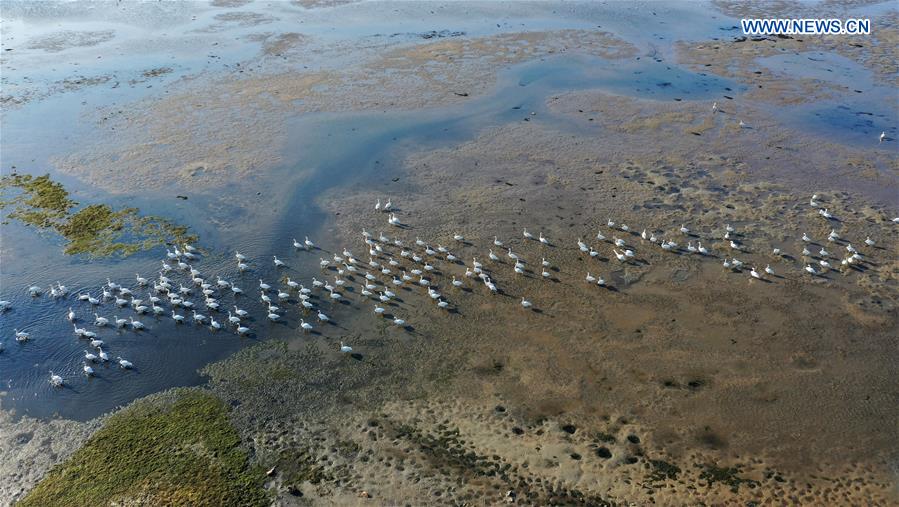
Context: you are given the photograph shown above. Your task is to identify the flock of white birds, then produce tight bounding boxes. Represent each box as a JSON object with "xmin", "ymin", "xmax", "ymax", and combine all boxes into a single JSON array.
[{"xmin": 1, "ymin": 193, "xmax": 896, "ymax": 389}]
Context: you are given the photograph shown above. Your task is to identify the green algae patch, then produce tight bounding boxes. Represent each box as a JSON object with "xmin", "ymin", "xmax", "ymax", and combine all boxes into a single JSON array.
[
  {"xmin": 1, "ymin": 173, "xmax": 195, "ymax": 257},
  {"xmin": 20, "ymin": 389, "xmax": 269, "ymax": 507},
  {"xmin": 0, "ymin": 173, "xmax": 75, "ymax": 226}
]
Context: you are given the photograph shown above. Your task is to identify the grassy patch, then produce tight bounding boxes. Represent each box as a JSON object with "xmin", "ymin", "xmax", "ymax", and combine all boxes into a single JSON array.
[
  {"xmin": 20, "ymin": 390, "xmax": 269, "ymax": 507},
  {"xmin": 1, "ymin": 173, "xmax": 195, "ymax": 257}
]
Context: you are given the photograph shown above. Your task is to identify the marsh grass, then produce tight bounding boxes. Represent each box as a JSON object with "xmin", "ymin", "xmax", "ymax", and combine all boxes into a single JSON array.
[
  {"xmin": 1, "ymin": 173, "xmax": 196, "ymax": 256},
  {"xmin": 20, "ymin": 390, "xmax": 269, "ymax": 507}
]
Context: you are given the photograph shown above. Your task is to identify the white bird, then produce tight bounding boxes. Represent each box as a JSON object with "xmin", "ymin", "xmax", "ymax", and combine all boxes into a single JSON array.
[
  {"xmin": 259, "ymin": 279, "xmax": 271, "ymax": 291},
  {"xmin": 98, "ymin": 347, "xmax": 109, "ymax": 362},
  {"xmin": 393, "ymin": 317, "xmax": 405, "ymax": 326},
  {"xmin": 84, "ymin": 350, "xmax": 98, "ymax": 362},
  {"xmin": 300, "ymin": 320, "xmax": 313, "ymax": 333},
  {"xmin": 130, "ymin": 317, "xmax": 145, "ymax": 329},
  {"xmin": 489, "ymin": 249, "xmax": 499, "ymax": 261},
  {"xmin": 805, "ymin": 264, "xmax": 818, "ymax": 275},
  {"xmin": 114, "ymin": 315, "xmax": 127, "ymax": 328},
  {"xmin": 521, "ymin": 298, "xmax": 532, "ymax": 309},
  {"xmin": 680, "ymin": 224, "xmax": 689, "ymax": 234},
  {"xmin": 596, "ymin": 231, "xmax": 606, "ymax": 241},
  {"xmin": 273, "ymin": 256, "xmax": 285, "ymax": 267},
  {"xmin": 136, "ymin": 273, "xmax": 148, "ymax": 286},
  {"xmin": 879, "ymin": 131, "xmax": 886, "ymax": 143},
  {"xmin": 865, "ymin": 237, "xmax": 875, "ymax": 246},
  {"xmin": 451, "ymin": 276, "xmax": 463, "ymax": 287},
  {"xmin": 236, "ymin": 325, "xmax": 250, "ymax": 335},
  {"xmin": 750, "ymin": 268, "xmax": 761, "ymax": 279},
  {"xmin": 712, "ymin": 101, "xmax": 718, "ymax": 113},
  {"xmin": 94, "ymin": 313, "xmax": 108, "ymax": 326},
  {"xmin": 90, "ymin": 338, "xmax": 104, "ymax": 348},
  {"xmin": 227, "ymin": 311, "xmax": 241, "ymax": 325},
  {"xmin": 14, "ymin": 329, "xmax": 29, "ymax": 342},
  {"xmin": 802, "ymin": 233, "xmax": 811, "ymax": 242},
  {"xmin": 539, "ymin": 233, "xmax": 548, "ymax": 244},
  {"xmin": 613, "ymin": 249, "xmax": 627, "ymax": 262},
  {"xmin": 585, "ymin": 272, "xmax": 596, "ymax": 283},
  {"xmin": 523, "ymin": 229, "xmax": 534, "ymax": 240},
  {"xmin": 293, "ymin": 238, "xmax": 303, "ymax": 249},
  {"xmin": 28, "ymin": 285, "xmax": 42, "ymax": 296},
  {"xmin": 117, "ymin": 357, "xmax": 133, "ymax": 369},
  {"xmin": 340, "ymin": 342, "xmax": 353, "ymax": 354},
  {"xmin": 83, "ymin": 363, "xmax": 94, "ymax": 376},
  {"xmin": 607, "ymin": 218, "xmax": 615, "ymax": 228},
  {"xmin": 49, "ymin": 372, "xmax": 64, "ymax": 387},
  {"xmin": 765, "ymin": 265, "xmax": 774, "ymax": 275},
  {"xmin": 317, "ymin": 311, "xmax": 329, "ymax": 322},
  {"xmin": 267, "ymin": 312, "xmax": 279, "ymax": 321},
  {"xmin": 304, "ymin": 236, "xmax": 314, "ymax": 249},
  {"xmin": 192, "ymin": 311, "xmax": 206, "ymax": 324},
  {"xmin": 453, "ymin": 233, "xmax": 464, "ymax": 242},
  {"xmin": 209, "ymin": 318, "xmax": 221, "ymax": 330}
]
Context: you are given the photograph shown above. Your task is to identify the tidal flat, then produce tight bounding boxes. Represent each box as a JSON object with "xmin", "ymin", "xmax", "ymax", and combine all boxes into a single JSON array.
[{"xmin": 1, "ymin": 1, "xmax": 897, "ymax": 505}]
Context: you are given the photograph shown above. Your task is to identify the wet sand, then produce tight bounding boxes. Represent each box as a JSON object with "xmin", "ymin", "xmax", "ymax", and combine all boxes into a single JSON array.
[{"xmin": 2, "ymin": 0, "xmax": 898, "ymax": 505}]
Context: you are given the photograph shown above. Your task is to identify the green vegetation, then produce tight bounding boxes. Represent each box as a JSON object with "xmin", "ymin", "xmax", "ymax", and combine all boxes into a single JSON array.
[
  {"xmin": 20, "ymin": 390, "xmax": 269, "ymax": 507},
  {"xmin": 1, "ymin": 173, "xmax": 196, "ymax": 257}
]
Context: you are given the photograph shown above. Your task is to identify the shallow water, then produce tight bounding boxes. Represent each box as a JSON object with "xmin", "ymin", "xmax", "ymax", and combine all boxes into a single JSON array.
[{"xmin": 1, "ymin": 1, "xmax": 896, "ymax": 422}]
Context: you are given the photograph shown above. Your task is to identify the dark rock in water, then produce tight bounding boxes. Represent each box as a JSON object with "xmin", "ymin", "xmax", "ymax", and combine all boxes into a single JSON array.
[
  {"xmin": 627, "ymin": 434, "xmax": 640, "ymax": 444},
  {"xmin": 511, "ymin": 427, "xmax": 524, "ymax": 435},
  {"xmin": 287, "ymin": 484, "xmax": 303, "ymax": 496},
  {"xmin": 176, "ymin": 195, "xmax": 188, "ymax": 200},
  {"xmin": 561, "ymin": 424, "xmax": 577, "ymax": 434},
  {"xmin": 570, "ymin": 453, "xmax": 582, "ymax": 460},
  {"xmin": 596, "ymin": 447, "xmax": 612, "ymax": 459},
  {"xmin": 454, "ymin": 92, "xmax": 469, "ymax": 97},
  {"xmin": 494, "ymin": 405, "xmax": 506, "ymax": 413}
]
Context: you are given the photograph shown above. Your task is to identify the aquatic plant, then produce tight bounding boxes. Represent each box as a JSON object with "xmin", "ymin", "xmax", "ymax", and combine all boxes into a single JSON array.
[
  {"xmin": 20, "ymin": 389, "xmax": 269, "ymax": 507},
  {"xmin": 1, "ymin": 173, "xmax": 196, "ymax": 257}
]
